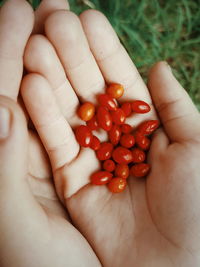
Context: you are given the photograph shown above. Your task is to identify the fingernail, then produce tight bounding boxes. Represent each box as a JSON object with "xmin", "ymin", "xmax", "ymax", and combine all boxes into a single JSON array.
[{"xmin": 0, "ymin": 106, "xmax": 11, "ymax": 139}]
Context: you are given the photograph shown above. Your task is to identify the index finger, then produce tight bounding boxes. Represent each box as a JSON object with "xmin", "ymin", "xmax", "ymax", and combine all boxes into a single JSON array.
[{"xmin": 0, "ymin": 0, "xmax": 34, "ymax": 100}]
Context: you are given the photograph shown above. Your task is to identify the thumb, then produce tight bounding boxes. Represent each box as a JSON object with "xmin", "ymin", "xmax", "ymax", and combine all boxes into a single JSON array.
[
  {"xmin": 0, "ymin": 96, "xmax": 47, "ymax": 265},
  {"xmin": 0, "ymin": 96, "xmax": 28, "ymax": 186},
  {"xmin": 148, "ymin": 61, "xmax": 200, "ymax": 143}
]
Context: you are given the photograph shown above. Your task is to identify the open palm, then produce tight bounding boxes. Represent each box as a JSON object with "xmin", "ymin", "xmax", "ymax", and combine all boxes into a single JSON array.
[
  {"xmin": 0, "ymin": 1, "xmax": 100, "ymax": 267},
  {"xmin": 1, "ymin": 1, "xmax": 200, "ymax": 267},
  {"xmin": 20, "ymin": 6, "xmax": 200, "ymax": 267}
]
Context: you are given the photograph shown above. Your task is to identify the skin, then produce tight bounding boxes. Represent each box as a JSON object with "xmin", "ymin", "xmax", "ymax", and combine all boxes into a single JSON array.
[
  {"xmin": 1, "ymin": 1, "xmax": 200, "ymax": 267},
  {"xmin": 0, "ymin": 1, "xmax": 100, "ymax": 267}
]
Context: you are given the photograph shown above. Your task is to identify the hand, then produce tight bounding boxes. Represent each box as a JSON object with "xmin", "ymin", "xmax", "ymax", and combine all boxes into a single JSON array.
[
  {"xmin": 21, "ymin": 5, "xmax": 200, "ymax": 267},
  {"xmin": 0, "ymin": 1, "xmax": 100, "ymax": 267}
]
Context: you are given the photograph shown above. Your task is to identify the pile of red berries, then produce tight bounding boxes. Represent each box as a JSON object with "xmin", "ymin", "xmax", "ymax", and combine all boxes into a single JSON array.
[{"xmin": 75, "ymin": 83, "xmax": 159, "ymax": 193}]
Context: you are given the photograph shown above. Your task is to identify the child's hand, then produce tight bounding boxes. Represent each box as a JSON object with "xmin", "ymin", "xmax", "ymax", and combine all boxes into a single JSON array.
[
  {"xmin": 0, "ymin": 1, "xmax": 100, "ymax": 267},
  {"xmin": 21, "ymin": 7, "xmax": 200, "ymax": 267}
]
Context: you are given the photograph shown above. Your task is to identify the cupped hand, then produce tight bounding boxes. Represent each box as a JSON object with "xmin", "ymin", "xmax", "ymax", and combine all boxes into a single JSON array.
[
  {"xmin": 21, "ymin": 5, "xmax": 200, "ymax": 267},
  {"xmin": 0, "ymin": 1, "xmax": 100, "ymax": 267}
]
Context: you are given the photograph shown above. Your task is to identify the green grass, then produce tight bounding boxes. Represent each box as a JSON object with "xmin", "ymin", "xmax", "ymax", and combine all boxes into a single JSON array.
[
  {"xmin": 67, "ymin": 0, "xmax": 200, "ymax": 110},
  {"xmin": 1, "ymin": 0, "xmax": 200, "ymax": 109}
]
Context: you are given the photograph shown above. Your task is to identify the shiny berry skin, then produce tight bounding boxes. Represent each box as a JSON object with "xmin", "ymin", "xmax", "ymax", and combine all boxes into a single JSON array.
[
  {"xmin": 132, "ymin": 100, "xmax": 151, "ymax": 114},
  {"xmin": 120, "ymin": 134, "xmax": 135, "ymax": 148},
  {"xmin": 98, "ymin": 94, "xmax": 117, "ymax": 111},
  {"xmin": 75, "ymin": 125, "xmax": 93, "ymax": 147},
  {"xmin": 132, "ymin": 148, "xmax": 146, "ymax": 163},
  {"xmin": 91, "ymin": 171, "xmax": 113, "ymax": 185},
  {"xmin": 86, "ymin": 116, "xmax": 99, "ymax": 131},
  {"xmin": 108, "ymin": 124, "xmax": 121, "ymax": 146},
  {"xmin": 115, "ymin": 164, "xmax": 129, "ymax": 179},
  {"xmin": 131, "ymin": 163, "xmax": 150, "ymax": 178},
  {"xmin": 138, "ymin": 120, "xmax": 159, "ymax": 135},
  {"xmin": 103, "ymin": 159, "xmax": 116, "ymax": 172},
  {"xmin": 78, "ymin": 102, "xmax": 95, "ymax": 121},
  {"xmin": 97, "ymin": 106, "xmax": 112, "ymax": 131},
  {"xmin": 90, "ymin": 136, "xmax": 101, "ymax": 151},
  {"xmin": 96, "ymin": 142, "xmax": 114, "ymax": 161},
  {"xmin": 106, "ymin": 83, "xmax": 124, "ymax": 99},
  {"xmin": 121, "ymin": 124, "xmax": 132, "ymax": 134},
  {"xmin": 110, "ymin": 108, "xmax": 126, "ymax": 125},
  {"xmin": 121, "ymin": 102, "xmax": 132, "ymax": 117},
  {"xmin": 135, "ymin": 131, "xmax": 150, "ymax": 150},
  {"xmin": 108, "ymin": 178, "xmax": 127, "ymax": 193},
  {"xmin": 112, "ymin": 146, "xmax": 133, "ymax": 164}
]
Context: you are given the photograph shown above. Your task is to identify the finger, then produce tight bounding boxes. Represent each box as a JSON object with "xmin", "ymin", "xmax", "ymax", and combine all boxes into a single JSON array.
[
  {"xmin": 33, "ymin": 0, "xmax": 69, "ymax": 34},
  {"xmin": 21, "ymin": 74, "xmax": 90, "ymax": 202},
  {"xmin": 56, "ymin": 148, "xmax": 100, "ymax": 199},
  {"xmin": 24, "ymin": 34, "xmax": 81, "ymax": 127},
  {"xmin": 21, "ymin": 74, "xmax": 80, "ymax": 171},
  {"xmin": 45, "ymin": 10, "xmax": 105, "ymax": 103},
  {"xmin": 28, "ymin": 131, "xmax": 69, "ymax": 213},
  {"xmin": 80, "ymin": 10, "xmax": 152, "ymax": 103},
  {"xmin": 148, "ymin": 61, "xmax": 200, "ymax": 142},
  {"xmin": 0, "ymin": 96, "xmax": 28, "ymax": 185},
  {"xmin": 28, "ymin": 131, "xmax": 52, "ymax": 179},
  {"xmin": 0, "ymin": 96, "xmax": 47, "ymax": 264},
  {"xmin": 148, "ymin": 127, "xmax": 169, "ymax": 164},
  {"xmin": 0, "ymin": 0, "xmax": 34, "ymax": 100},
  {"xmin": 28, "ymin": 131, "xmax": 62, "ymax": 207}
]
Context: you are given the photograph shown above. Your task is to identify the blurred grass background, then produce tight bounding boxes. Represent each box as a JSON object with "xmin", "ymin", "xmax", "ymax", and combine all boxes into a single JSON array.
[{"xmin": 1, "ymin": 0, "xmax": 200, "ymax": 109}]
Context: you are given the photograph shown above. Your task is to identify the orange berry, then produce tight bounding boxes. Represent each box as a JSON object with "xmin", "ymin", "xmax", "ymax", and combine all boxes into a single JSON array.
[
  {"xmin": 106, "ymin": 83, "xmax": 124, "ymax": 99},
  {"xmin": 78, "ymin": 102, "xmax": 95, "ymax": 121}
]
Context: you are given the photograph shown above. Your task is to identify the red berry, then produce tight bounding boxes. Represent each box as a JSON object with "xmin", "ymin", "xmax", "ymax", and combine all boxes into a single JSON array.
[
  {"xmin": 132, "ymin": 148, "xmax": 146, "ymax": 163},
  {"xmin": 115, "ymin": 164, "xmax": 129, "ymax": 179},
  {"xmin": 106, "ymin": 83, "xmax": 124, "ymax": 99},
  {"xmin": 78, "ymin": 102, "xmax": 95, "ymax": 121},
  {"xmin": 135, "ymin": 131, "xmax": 150, "ymax": 150},
  {"xmin": 96, "ymin": 142, "xmax": 114, "ymax": 161},
  {"xmin": 132, "ymin": 100, "xmax": 151, "ymax": 114},
  {"xmin": 75, "ymin": 125, "xmax": 93, "ymax": 147},
  {"xmin": 103, "ymin": 159, "xmax": 116, "ymax": 172},
  {"xmin": 98, "ymin": 94, "xmax": 117, "ymax": 111},
  {"xmin": 138, "ymin": 120, "xmax": 159, "ymax": 135},
  {"xmin": 108, "ymin": 177, "xmax": 127, "ymax": 193},
  {"xmin": 131, "ymin": 163, "xmax": 150, "ymax": 177},
  {"xmin": 91, "ymin": 171, "xmax": 113, "ymax": 185},
  {"xmin": 86, "ymin": 116, "xmax": 99, "ymax": 131},
  {"xmin": 110, "ymin": 108, "xmax": 126, "ymax": 125},
  {"xmin": 112, "ymin": 146, "xmax": 133, "ymax": 164},
  {"xmin": 90, "ymin": 136, "xmax": 101, "ymax": 151},
  {"xmin": 121, "ymin": 124, "xmax": 132, "ymax": 134},
  {"xmin": 108, "ymin": 124, "xmax": 121, "ymax": 146},
  {"xmin": 97, "ymin": 106, "xmax": 112, "ymax": 131},
  {"xmin": 121, "ymin": 102, "xmax": 132, "ymax": 117},
  {"xmin": 120, "ymin": 134, "xmax": 135, "ymax": 148}
]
